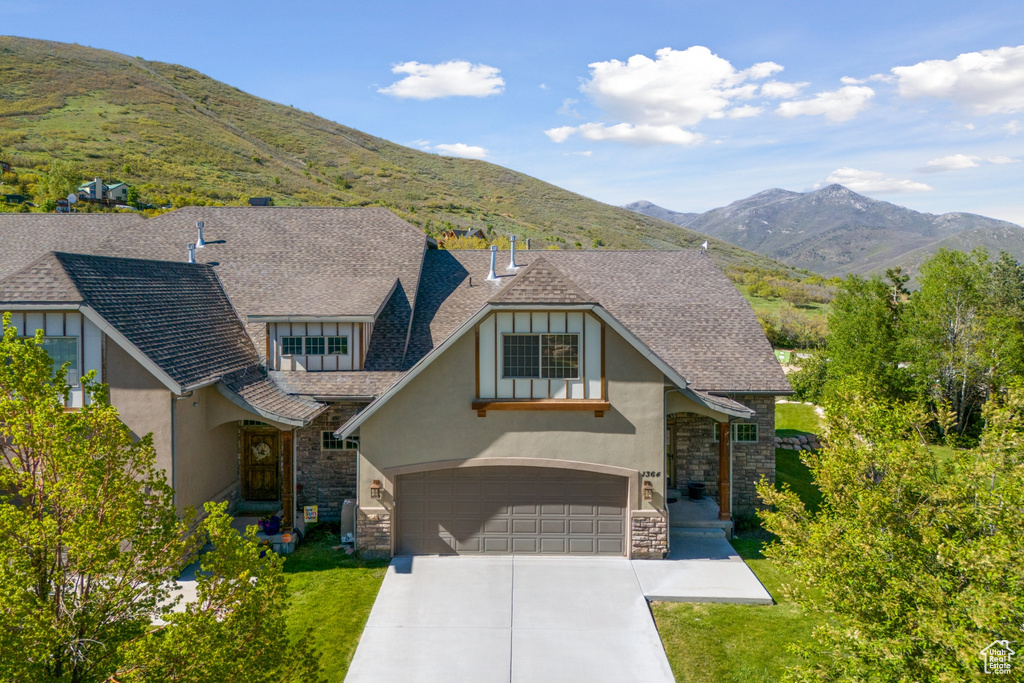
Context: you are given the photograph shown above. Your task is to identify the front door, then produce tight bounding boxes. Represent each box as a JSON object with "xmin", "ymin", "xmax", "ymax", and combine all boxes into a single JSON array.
[{"xmin": 242, "ymin": 430, "xmax": 280, "ymax": 501}]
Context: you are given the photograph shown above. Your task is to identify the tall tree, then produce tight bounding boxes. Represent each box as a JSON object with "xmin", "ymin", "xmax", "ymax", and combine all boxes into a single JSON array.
[
  {"xmin": 0, "ymin": 316, "xmax": 322, "ymax": 683},
  {"xmin": 759, "ymin": 382, "xmax": 1024, "ymax": 682},
  {"xmin": 42, "ymin": 159, "xmax": 84, "ymax": 202}
]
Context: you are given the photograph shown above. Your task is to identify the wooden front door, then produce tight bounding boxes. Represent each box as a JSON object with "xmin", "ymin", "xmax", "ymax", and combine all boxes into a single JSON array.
[{"xmin": 242, "ymin": 430, "xmax": 280, "ymax": 501}]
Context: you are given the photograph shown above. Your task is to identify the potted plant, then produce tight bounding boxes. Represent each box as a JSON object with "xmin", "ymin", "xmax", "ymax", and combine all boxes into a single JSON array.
[
  {"xmin": 686, "ymin": 481, "xmax": 706, "ymax": 501},
  {"xmin": 258, "ymin": 514, "xmax": 281, "ymax": 535}
]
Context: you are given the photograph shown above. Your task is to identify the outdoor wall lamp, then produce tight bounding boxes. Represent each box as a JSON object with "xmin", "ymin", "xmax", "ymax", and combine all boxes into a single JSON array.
[
  {"xmin": 642, "ymin": 480, "xmax": 654, "ymax": 501},
  {"xmin": 370, "ymin": 480, "xmax": 383, "ymax": 499}
]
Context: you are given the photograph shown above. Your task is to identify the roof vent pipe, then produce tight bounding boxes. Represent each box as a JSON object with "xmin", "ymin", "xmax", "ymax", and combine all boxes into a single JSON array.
[
  {"xmin": 187, "ymin": 243, "xmax": 196, "ymax": 264},
  {"xmin": 487, "ymin": 245, "xmax": 498, "ymax": 281},
  {"xmin": 196, "ymin": 220, "xmax": 206, "ymax": 249},
  {"xmin": 507, "ymin": 235, "xmax": 520, "ymax": 271}
]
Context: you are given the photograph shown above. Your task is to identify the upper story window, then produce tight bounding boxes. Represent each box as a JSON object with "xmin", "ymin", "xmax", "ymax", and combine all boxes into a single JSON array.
[
  {"xmin": 20, "ymin": 336, "xmax": 79, "ymax": 386},
  {"xmin": 502, "ymin": 333, "xmax": 579, "ymax": 379},
  {"xmin": 281, "ymin": 336, "xmax": 349, "ymax": 356}
]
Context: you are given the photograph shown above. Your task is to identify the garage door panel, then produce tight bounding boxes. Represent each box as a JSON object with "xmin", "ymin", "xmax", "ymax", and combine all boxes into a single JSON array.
[{"xmin": 396, "ymin": 467, "xmax": 627, "ymax": 556}]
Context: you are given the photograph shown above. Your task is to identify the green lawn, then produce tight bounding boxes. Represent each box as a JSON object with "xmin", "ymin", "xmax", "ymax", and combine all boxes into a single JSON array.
[
  {"xmin": 775, "ymin": 401, "xmax": 822, "ymax": 434},
  {"xmin": 283, "ymin": 524, "xmax": 388, "ymax": 680},
  {"xmin": 653, "ymin": 434, "xmax": 824, "ymax": 681}
]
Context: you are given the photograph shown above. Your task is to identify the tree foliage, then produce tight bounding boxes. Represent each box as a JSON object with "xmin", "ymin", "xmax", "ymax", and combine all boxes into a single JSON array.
[
  {"xmin": 758, "ymin": 382, "xmax": 1024, "ymax": 682},
  {"xmin": 0, "ymin": 315, "xmax": 322, "ymax": 683},
  {"xmin": 43, "ymin": 159, "xmax": 84, "ymax": 201}
]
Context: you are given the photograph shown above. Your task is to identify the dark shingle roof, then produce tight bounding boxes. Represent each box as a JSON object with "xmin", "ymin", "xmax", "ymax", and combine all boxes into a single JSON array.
[
  {"xmin": 407, "ymin": 250, "xmax": 789, "ymax": 393},
  {"xmin": 489, "ymin": 257, "xmax": 596, "ymax": 305}
]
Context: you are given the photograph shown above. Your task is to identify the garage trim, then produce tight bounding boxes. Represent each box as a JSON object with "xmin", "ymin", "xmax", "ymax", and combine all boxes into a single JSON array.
[{"xmin": 383, "ymin": 457, "xmax": 639, "ymax": 557}]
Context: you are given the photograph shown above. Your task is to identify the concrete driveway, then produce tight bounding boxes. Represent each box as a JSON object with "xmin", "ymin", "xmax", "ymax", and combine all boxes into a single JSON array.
[{"xmin": 345, "ymin": 556, "xmax": 675, "ymax": 683}]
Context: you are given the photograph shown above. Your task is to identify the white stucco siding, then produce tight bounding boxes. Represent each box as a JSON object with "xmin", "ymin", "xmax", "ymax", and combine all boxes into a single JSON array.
[{"xmin": 477, "ymin": 310, "xmax": 603, "ymax": 400}]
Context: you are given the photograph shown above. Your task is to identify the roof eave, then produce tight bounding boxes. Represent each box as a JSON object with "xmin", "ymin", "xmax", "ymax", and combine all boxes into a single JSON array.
[{"xmin": 214, "ymin": 381, "xmax": 317, "ymax": 428}]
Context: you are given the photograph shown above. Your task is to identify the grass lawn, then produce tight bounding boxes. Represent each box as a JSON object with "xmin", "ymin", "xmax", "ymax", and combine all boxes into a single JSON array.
[
  {"xmin": 775, "ymin": 401, "xmax": 822, "ymax": 434},
  {"xmin": 283, "ymin": 524, "xmax": 388, "ymax": 680},
  {"xmin": 653, "ymin": 443, "xmax": 824, "ymax": 681}
]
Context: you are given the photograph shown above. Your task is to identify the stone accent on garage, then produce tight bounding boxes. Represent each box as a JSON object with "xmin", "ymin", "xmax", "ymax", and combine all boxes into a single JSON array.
[
  {"xmin": 294, "ymin": 402, "xmax": 365, "ymax": 521},
  {"xmin": 357, "ymin": 507, "xmax": 391, "ymax": 558},
  {"xmin": 670, "ymin": 394, "xmax": 777, "ymax": 515},
  {"xmin": 631, "ymin": 511, "xmax": 668, "ymax": 559}
]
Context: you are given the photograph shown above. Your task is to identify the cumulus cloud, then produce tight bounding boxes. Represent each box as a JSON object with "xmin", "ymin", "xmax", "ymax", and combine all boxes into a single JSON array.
[
  {"xmin": 379, "ymin": 60, "xmax": 504, "ymax": 99},
  {"xmin": 544, "ymin": 126, "xmax": 577, "ymax": 143},
  {"xmin": 433, "ymin": 143, "xmax": 488, "ymax": 159},
  {"xmin": 892, "ymin": 44, "xmax": 1024, "ymax": 114},
  {"xmin": 776, "ymin": 86, "xmax": 875, "ymax": 122},
  {"xmin": 1006, "ymin": 120, "xmax": 1021, "ymax": 135},
  {"xmin": 761, "ymin": 81, "xmax": 809, "ymax": 98},
  {"xmin": 547, "ymin": 123, "xmax": 702, "ymax": 146},
  {"xmin": 819, "ymin": 167, "xmax": 933, "ymax": 193},
  {"xmin": 917, "ymin": 153, "xmax": 1019, "ymax": 172},
  {"xmin": 557, "ymin": 98, "xmax": 580, "ymax": 117},
  {"xmin": 727, "ymin": 105, "xmax": 762, "ymax": 118},
  {"xmin": 840, "ymin": 76, "xmax": 866, "ymax": 85}
]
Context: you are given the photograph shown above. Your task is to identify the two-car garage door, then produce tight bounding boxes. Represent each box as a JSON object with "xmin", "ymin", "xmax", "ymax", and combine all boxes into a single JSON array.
[{"xmin": 395, "ymin": 466, "xmax": 627, "ymax": 556}]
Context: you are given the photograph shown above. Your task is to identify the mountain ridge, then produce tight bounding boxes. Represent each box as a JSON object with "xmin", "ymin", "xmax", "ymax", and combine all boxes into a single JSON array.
[{"xmin": 625, "ymin": 186, "xmax": 1024, "ymax": 277}]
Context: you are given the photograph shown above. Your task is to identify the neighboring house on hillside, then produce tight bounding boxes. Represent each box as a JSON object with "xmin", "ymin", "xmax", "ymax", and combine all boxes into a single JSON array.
[
  {"xmin": 0, "ymin": 160, "xmax": 11, "ymax": 173},
  {"xmin": 0, "ymin": 207, "xmax": 790, "ymax": 558},
  {"xmin": 248, "ymin": 197, "xmax": 273, "ymax": 206},
  {"xmin": 437, "ymin": 227, "xmax": 486, "ymax": 245},
  {"xmin": 77, "ymin": 177, "xmax": 130, "ymax": 203}
]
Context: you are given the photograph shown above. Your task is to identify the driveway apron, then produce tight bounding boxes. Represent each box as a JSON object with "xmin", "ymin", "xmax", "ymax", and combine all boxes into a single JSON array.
[{"xmin": 345, "ymin": 555, "xmax": 674, "ymax": 683}]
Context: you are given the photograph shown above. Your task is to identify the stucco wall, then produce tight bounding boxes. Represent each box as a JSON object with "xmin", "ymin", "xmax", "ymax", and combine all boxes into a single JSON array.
[
  {"xmin": 358, "ymin": 321, "xmax": 667, "ymax": 511},
  {"xmin": 105, "ymin": 339, "xmax": 173, "ymax": 480},
  {"xmin": 670, "ymin": 393, "xmax": 776, "ymax": 515},
  {"xmin": 173, "ymin": 385, "xmax": 240, "ymax": 514}
]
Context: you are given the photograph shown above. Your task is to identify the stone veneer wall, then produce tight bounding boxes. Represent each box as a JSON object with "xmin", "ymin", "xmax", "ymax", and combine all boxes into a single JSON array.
[
  {"xmin": 356, "ymin": 508, "xmax": 391, "ymax": 558},
  {"xmin": 631, "ymin": 513, "xmax": 668, "ymax": 559},
  {"xmin": 294, "ymin": 402, "xmax": 365, "ymax": 521},
  {"xmin": 671, "ymin": 394, "xmax": 776, "ymax": 515}
]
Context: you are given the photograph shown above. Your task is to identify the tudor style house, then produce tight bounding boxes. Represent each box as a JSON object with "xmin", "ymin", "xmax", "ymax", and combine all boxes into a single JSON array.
[{"xmin": 0, "ymin": 208, "xmax": 789, "ymax": 559}]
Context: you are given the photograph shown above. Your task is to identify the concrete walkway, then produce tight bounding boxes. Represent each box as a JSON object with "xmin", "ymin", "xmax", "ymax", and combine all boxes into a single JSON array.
[
  {"xmin": 345, "ymin": 556, "xmax": 675, "ymax": 683},
  {"xmin": 632, "ymin": 530, "xmax": 773, "ymax": 604}
]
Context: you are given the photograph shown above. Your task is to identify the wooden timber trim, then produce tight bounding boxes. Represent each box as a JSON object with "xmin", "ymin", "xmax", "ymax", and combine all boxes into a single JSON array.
[
  {"xmin": 717, "ymin": 422, "xmax": 731, "ymax": 522},
  {"xmin": 281, "ymin": 430, "xmax": 294, "ymax": 532},
  {"xmin": 472, "ymin": 398, "xmax": 610, "ymax": 417},
  {"xmin": 475, "ymin": 327, "xmax": 480, "ymax": 398}
]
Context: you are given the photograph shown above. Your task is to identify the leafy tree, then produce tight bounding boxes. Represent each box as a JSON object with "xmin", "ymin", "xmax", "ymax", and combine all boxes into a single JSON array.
[
  {"xmin": 0, "ymin": 316, "xmax": 322, "ymax": 683},
  {"xmin": 126, "ymin": 185, "xmax": 141, "ymax": 208},
  {"xmin": 43, "ymin": 159, "xmax": 84, "ymax": 202},
  {"xmin": 758, "ymin": 382, "xmax": 1024, "ymax": 682}
]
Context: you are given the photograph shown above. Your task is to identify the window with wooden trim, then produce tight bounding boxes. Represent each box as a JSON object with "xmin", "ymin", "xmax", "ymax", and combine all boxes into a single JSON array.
[
  {"xmin": 304, "ymin": 337, "xmax": 325, "ymax": 355},
  {"xmin": 281, "ymin": 336, "xmax": 302, "ymax": 355},
  {"xmin": 327, "ymin": 336, "xmax": 348, "ymax": 355},
  {"xmin": 501, "ymin": 333, "xmax": 579, "ymax": 379},
  {"xmin": 20, "ymin": 336, "xmax": 79, "ymax": 386},
  {"xmin": 322, "ymin": 432, "xmax": 359, "ymax": 450},
  {"xmin": 711, "ymin": 422, "xmax": 759, "ymax": 443}
]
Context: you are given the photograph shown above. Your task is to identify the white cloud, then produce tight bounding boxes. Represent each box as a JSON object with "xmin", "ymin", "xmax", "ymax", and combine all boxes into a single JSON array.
[
  {"xmin": 433, "ymin": 143, "xmax": 488, "ymax": 159},
  {"xmin": 760, "ymin": 80, "xmax": 808, "ymax": 98},
  {"xmin": 544, "ymin": 126, "xmax": 577, "ymax": 143},
  {"xmin": 547, "ymin": 123, "xmax": 702, "ymax": 146},
  {"xmin": 916, "ymin": 153, "xmax": 1019, "ymax": 172},
  {"xmin": 539, "ymin": 83, "xmax": 549, "ymax": 90},
  {"xmin": 580, "ymin": 46, "xmax": 785, "ymax": 128},
  {"xmin": 564, "ymin": 151, "xmax": 593, "ymax": 157},
  {"xmin": 776, "ymin": 86, "xmax": 874, "ymax": 122},
  {"xmin": 557, "ymin": 98, "xmax": 580, "ymax": 117},
  {"xmin": 727, "ymin": 105, "xmax": 762, "ymax": 118},
  {"xmin": 379, "ymin": 60, "xmax": 504, "ymax": 99},
  {"xmin": 891, "ymin": 44, "xmax": 1024, "ymax": 114},
  {"xmin": 1006, "ymin": 120, "xmax": 1021, "ymax": 135},
  {"xmin": 819, "ymin": 167, "xmax": 933, "ymax": 193},
  {"xmin": 840, "ymin": 76, "xmax": 866, "ymax": 85}
]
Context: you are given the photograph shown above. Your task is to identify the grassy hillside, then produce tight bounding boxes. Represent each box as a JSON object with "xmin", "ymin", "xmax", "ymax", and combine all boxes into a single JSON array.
[{"xmin": 0, "ymin": 36, "xmax": 797, "ymax": 273}]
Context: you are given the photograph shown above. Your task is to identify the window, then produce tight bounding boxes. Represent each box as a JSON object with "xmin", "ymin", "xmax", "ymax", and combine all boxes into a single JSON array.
[
  {"xmin": 328, "ymin": 336, "xmax": 348, "ymax": 355},
  {"xmin": 281, "ymin": 337, "xmax": 302, "ymax": 355},
  {"xmin": 322, "ymin": 432, "xmax": 359, "ymax": 450},
  {"xmin": 22, "ymin": 337, "xmax": 79, "ymax": 386},
  {"xmin": 502, "ymin": 333, "xmax": 579, "ymax": 379},
  {"xmin": 304, "ymin": 337, "xmax": 325, "ymax": 355},
  {"xmin": 711, "ymin": 422, "xmax": 759, "ymax": 443}
]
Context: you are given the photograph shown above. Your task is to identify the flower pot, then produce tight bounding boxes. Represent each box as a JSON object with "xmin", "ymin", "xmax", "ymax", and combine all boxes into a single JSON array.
[
  {"xmin": 687, "ymin": 482, "xmax": 706, "ymax": 501},
  {"xmin": 260, "ymin": 516, "xmax": 281, "ymax": 535}
]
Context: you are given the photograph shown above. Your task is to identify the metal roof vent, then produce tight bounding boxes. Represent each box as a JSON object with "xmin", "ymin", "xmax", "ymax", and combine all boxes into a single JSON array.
[
  {"xmin": 486, "ymin": 245, "xmax": 498, "ymax": 281},
  {"xmin": 507, "ymin": 235, "xmax": 520, "ymax": 271},
  {"xmin": 196, "ymin": 221, "xmax": 206, "ymax": 249},
  {"xmin": 187, "ymin": 243, "xmax": 196, "ymax": 264}
]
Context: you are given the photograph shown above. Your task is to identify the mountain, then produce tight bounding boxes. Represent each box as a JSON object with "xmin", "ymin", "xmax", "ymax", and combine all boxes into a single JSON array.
[
  {"xmin": 626, "ymin": 186, "xmax": 1024, "ymax": 277},
  {"xmin": 0, "ymin": 36, "xmax": 796, "ymax": 275},
  {"xmin": 621, "ymin": 200, "xmax": 698, "ymax": 227}
]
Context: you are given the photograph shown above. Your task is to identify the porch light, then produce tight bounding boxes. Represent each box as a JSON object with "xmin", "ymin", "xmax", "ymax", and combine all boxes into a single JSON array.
[
  {"xmin": 642, "ymin": 480, "xmax": 654, "ymax": 501},
  {"xmin": 370, "ymin": 480, "xmax": 383, "ymax": 500}
]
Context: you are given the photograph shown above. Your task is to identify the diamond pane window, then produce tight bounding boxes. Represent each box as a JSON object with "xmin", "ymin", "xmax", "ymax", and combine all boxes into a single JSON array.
[
  {"xmin": 304, "ymin": 337, "xmax": 325, "ymax": 355},
  {"xmin": 328, "ymin": 336, "xmax": 348, "ymax": 355},
  {"xmin": 281, "ymin": 337, "xmax": 302, "ymax": 355}
]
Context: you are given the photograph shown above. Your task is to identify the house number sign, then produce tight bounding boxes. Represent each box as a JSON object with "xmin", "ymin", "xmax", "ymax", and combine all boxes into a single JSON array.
[{"xmin": 639, "ymin": 471, "xmax": 662, "ymax": 478}]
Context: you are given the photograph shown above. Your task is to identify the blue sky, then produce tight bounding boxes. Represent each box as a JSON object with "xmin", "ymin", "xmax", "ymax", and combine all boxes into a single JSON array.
[{"xmin": 5, "ymin": 0, "xmax": 1024, "ymax": 223}]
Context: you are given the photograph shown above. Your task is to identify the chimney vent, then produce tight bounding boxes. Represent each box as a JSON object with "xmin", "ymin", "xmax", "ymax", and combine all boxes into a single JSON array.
[
  {"xmin": 187, "ymin": 243, "xmax": 196, "ymax": 264},
  {"xmin": 507, "ymin": 235, "xmax": 520, "ymax": 271},
  {"xmin": 486, "ymin": 245, "xmax": 498, "ymax": 281},
  {"xmin": 196, "ymin": 220, "xmax": 206, "ymax": 248},
  {"xmin": 94, "ymin": 177, "xmax": 103, "ymax": 200}
]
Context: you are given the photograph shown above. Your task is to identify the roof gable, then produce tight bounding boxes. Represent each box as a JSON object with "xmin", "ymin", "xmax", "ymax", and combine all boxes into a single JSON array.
[
  {"xmin": 489, "ymin": 257, "xmax": 596, "ymax": 305},
  {"xmin": 0, "ymin": 252, "xmax": 84, "ymax": 304}
]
